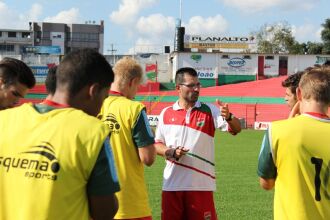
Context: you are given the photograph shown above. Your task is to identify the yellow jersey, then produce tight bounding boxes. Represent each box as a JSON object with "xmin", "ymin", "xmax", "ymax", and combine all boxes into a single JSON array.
[
  {"xmin": 99, "ymin": 93, "xmax": 155, "ymax": 219},
  {"xmin": 258, "ymin": 113, "xmax": 330, "ymax": 220},
  {"xmin": 0, "ymin": 103, "xmax": 117, "ymax": 220}
]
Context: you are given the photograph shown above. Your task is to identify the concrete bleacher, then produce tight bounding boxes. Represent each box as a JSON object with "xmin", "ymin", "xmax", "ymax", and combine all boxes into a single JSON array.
[
  {"xmin": 138, "ymin": 76, "xmax": 291, "ymax": 127},
  {"xmin": 28, "ymin": 84, "xmax": 47, "ymax": 94},
  {"xmin": 20, "ymin": 76, "xmax": 291, "ymax": 126},
  {"xmin": 142, "ymin": 101, "xmax": 289, "ymax": 127},
  {"xmin": 137, "ymin": 76, "xmax": 287, "ymax": 98},
  {"xmin": 199, "ymin": 76, "xmax": 286, "ymax": 97}
]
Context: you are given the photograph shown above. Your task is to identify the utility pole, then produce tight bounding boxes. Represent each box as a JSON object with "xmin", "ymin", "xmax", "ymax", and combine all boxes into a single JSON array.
[{"xmin": 107, "ymin": 44, "xmax": 117, "ymax": 65}]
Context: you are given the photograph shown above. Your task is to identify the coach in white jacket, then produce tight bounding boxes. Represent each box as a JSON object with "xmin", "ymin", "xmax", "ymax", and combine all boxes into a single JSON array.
[{"xmin": 155, "ymin": 67, "xmax": 241, "ymax": 220}]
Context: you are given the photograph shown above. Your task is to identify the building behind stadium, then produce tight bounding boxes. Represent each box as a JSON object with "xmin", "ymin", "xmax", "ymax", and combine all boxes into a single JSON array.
[{"xmin": 1, "ymin": 20, "xmax": 330, "ymax": 88}]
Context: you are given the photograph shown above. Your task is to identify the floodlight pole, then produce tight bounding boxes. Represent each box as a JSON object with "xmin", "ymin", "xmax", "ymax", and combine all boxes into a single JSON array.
[{"xmin": 180, "ymin": 0, "xmax": 182, "ymax": 22}]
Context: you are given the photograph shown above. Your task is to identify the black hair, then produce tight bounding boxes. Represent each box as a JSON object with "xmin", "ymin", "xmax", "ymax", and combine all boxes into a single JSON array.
[
  {"xmin": 56, "ymin": 49, "xmax": 114, "ymax": 96},
  {"xmin": 0, "ymin": 57, "xmax": 35, "ymax": 88},
  {"xmin": 323, "ymin": 60, "xmax": 330, "ymax": 66},
  {"xmin": 281, "ymin": 71, "xmax": 304, "ymax": 94},
  {"xmin": 45, "ymin": 66, "xmax": 57, "ymax": 95},
  {"xmin": 175, "ymin": 67, "xmax": 198, "ymax": 85}
]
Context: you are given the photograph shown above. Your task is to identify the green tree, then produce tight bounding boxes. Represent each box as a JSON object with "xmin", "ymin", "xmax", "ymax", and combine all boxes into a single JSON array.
[
  {"xmin": 321, "ymin": 18, "xmax": 330, "ymax": 54},
  {"xmin": 306, "ymin": 41, "xmax": 323, "ymax": 54},
  {"xmin": 289, "ymin": 41, "xmax": 305, "ymax": 54},
  {"xmin": 253, "ymin": 21, "xmax": 296, "ymax": 54}
]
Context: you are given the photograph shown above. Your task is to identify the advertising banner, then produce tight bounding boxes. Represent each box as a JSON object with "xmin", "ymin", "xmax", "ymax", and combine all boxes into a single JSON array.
[
  {"xmin": 219, "ymin": 55, "xmax": 257, "ymax": 75},
  {"xmin": 145, "ymin": 64, "xmax": 157, "ymax": 81},
  {"xmin": 254, "ymin": 121, "xmax": 271, "ymax": 130},
  {"xmin": 178, "ymin": 53, "xmax": 217, "ymax": 79},
  {"xmin": 263, "ymin": 56, "xmax": 278, "ymax": 76},
  {"xmin": 315, "ymin": 56, "xmax": 330, "ymax": 65},
  {"xmin": 23, "ymin": 46, "xmax": 61, "ymax": 55},
  {"xmin": 148, "ymin": 115, "xmax": 159, "ymax": 127},
  {"xmin": 30, "ymin": 66, "xmax": 49, "ymax": 83},
  {"xmin": 51, "ymin": 32, "xmax": 65, "ymax": 55},
  {"xmin": 184, "ymin": 35, "xmax": 256, "ymax": 50}
]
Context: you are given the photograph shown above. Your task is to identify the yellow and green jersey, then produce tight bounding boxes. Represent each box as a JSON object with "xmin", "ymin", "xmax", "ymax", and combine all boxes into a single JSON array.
[
  {"xmin": 0, "ymin": 103, "xmax": 120, "ymax": 220},
  {"xmin": 99, "ymin": 92, "xmax": 155, "ymax": 219},
  {"xmin": 258, "ymin": 113, "xmax": 330, "ymax": 220}
]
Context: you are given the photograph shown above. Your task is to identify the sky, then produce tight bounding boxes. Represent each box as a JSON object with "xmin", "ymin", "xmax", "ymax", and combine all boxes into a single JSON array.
[{"xmin": 0, "ymin": 0, "xmax": 329, "ymax": 54}]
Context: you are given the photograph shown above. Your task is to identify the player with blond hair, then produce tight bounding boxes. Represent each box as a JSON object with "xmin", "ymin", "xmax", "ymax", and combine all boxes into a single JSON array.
[
  {"xmin": 99, "ymin": 56, "xmax": 156, "ymax": 220},
  {"xmin": 258, "ymin": 66, "xmax": 330, "ymax": 220}
]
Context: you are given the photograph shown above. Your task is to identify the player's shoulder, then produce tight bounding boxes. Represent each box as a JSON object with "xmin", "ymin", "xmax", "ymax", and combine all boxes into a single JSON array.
[
  {"xmin": 65, "ymin": 109, "xmax": 110, "ymax": 138},
  {"xmin": 272, "ymin": 116, "xmax": 302, "ymax": 126},
  {"xmin": 104, "ymin": 95, "xmax": 145, "ymax": 110},
  {"xmin": 0, "ymin": 103, "xmax": 31, "ymax": 120},
  {"xmin": 270, "ymin": 117, "xmax": 305, "ymax": 135},
  {"xmin": 131, "ymin": 99, "xmax": 146, "ymax": 108},
  {"xmin": 159, "ymin": 105, "xmax": 174, "ymax": 115},
  {"xmin": 200, "ymin": 102, "xmax": 215, "ymax": 109},
  {"xmin": 198, "ymin": 102, "xmax": 218, "ymax": 115}
]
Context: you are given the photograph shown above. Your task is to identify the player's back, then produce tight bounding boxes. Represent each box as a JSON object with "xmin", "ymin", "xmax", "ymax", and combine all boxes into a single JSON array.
[
  {"xmin": 0, "ymin": 103, "xmax": 109, "ymax": 220},
  {"xmin": 270, "ymin": 113, "xmax": 330, "ymax": 220},
  {"xmin": 99, "ymin": 95, "xmax": 152, "ymax": 218}
]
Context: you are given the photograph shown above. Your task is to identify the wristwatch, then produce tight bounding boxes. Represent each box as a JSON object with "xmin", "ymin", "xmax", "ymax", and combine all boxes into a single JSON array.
[{"xmin": 226, "ymin": 113, "xmax": 234, "ymax": 121}]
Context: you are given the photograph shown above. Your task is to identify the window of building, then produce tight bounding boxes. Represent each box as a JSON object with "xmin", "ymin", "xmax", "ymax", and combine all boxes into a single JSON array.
[
  {"xmin": 72, "ymin": 32, "xmax": 80, "ymax": 41},
  {"xmin": 0, "ymin": 32, "xmax": 2, "ymax": 38},
  {"xmin": 22, "ymin": 32, "xmax": 31, "ymax": 38},
  {"xmin": 36, "ymin": 31, "xmax": 42, "ymax": 39},
  {"xmin": 90, "ymin": 33, "xmax": 99, "ymax": 41},
  {"xmin": 65, "ymin": 32, "xmax": 71, "ymax": 41},
  {"xmin": 0, "ymin": 44, "xmax": 15, "ymax": 51},
  {"xmin": 8, "ymin": 32, "xmax": 17, "ymax": 38},
  {"xmin": 42, "ymin": 31, "xmax": 50, "ymax": 39},
  {"xmin": 243, "ymin": 55, "xmax": 251, "ymax": 59},
  {"xmin": 35, "ymin": 31, "xmax": 42, "ymax": 43},
  {"xmin": 71, "ymin": 32, "xmax": 99, "ymax": 42},
  {"xmin": 265, "ymin": 56, "xmax": 274, "ymax": 60},
  {"xmin": 81, "ymin": 33, "xmax": 88, "ymax": 40},
  {"xmin": 222, "ymin": 55, "xmax": 229, "ymax": 59}
]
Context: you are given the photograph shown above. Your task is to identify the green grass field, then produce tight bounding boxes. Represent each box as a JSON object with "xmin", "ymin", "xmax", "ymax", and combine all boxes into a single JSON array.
[{"xmin": 144, "ymin": 129, "xmax": 274, "ymax": 219}]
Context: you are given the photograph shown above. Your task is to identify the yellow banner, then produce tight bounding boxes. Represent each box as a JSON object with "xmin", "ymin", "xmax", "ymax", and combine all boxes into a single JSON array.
[{"xmin": 187, "ymin": 43, "xmax": 249, "ymax": 49}]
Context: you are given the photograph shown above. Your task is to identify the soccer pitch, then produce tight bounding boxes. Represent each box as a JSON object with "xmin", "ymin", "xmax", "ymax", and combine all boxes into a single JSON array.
[{"xmin": 144, "ymin": 129, "xmax": 274, "ymax": 219}]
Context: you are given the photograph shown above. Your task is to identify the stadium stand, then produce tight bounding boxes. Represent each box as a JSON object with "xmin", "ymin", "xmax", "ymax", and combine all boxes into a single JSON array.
[{"xmin": 20, "ymin": 76, "xmax": 292, "ymax": 127}]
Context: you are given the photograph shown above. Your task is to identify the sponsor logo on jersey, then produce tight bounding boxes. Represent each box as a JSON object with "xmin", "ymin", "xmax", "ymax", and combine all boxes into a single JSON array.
[
  {"xmin": 196, "ymin": 119, "xmax": 205, "ymax": 127},
  {"xmin": 104, "ymin": 113, "xmax": 121, "ymax": 134},
  {"xmin": 0, "ymin": 142, "xmax": 60, "ymax": 181},
  {"xmin": 204, "ymin": 211, "xmax": 212, "ymax": 220}
]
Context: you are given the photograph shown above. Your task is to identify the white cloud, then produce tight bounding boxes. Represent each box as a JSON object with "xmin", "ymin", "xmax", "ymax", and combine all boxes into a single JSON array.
[
  {"xmin": 110, "ymin": 2, "xmax": 229, "ymax": 54},
  {"xmin": 28, "ymin": 3, "xmax": 43, "ymax": 21},
  {"xmin": 316, "ymin": 27, "xmax": 323, "ymax": 42},
  {"xmin": 0, "ymin": 1, "xmax": 17, "ymax": 28},
  {"xmin": 126, "ymin": 14, "xmax": 230, "ymax": 54},
  {"xmin": 292, "ymin": 23, "xmax": 322, "ymax": 43},
  {"xmin": 184, "ymin": 15, "xmax": 229, "ymax": 35},
  {"xmin": 128, "ymin": 14, "xmax": 175, "ymax": 54},
  {"xmin": 221, "ymin": 0, "xmax": 317, "ymax": 13},
  {"xmin": 136, "ymin": 14, "xmax": 176, "ymax": 38},
  {"xmin": 125, "ymin": 14, "xmax": 175, "ymax": 54},
  {"xmin": 44, "ymin": 8, "xmax": 80, "ymax": 24},
  {"xmin": 110, "ymin": 0, "xmax": 158, "ymax": 25},
  {"xmin": 128, "ymin": 38, "xmax": 164, "ymax": 54},
  {"xmin": 222, "ymin": 0, "xmax": 279, "ymax": 13},
  {"xmin": 0, "ymin": 2, "xmax": 43, "ymax": 29},
  {"xmin": 0, "ymin": 2, "xmax": 81, "ymax": 28}
]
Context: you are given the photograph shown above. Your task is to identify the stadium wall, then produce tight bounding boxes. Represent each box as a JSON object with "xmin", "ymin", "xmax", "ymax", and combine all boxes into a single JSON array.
[{"xmin": 171, "ymin": 52, "xmax": 330, "ymax": 87}]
